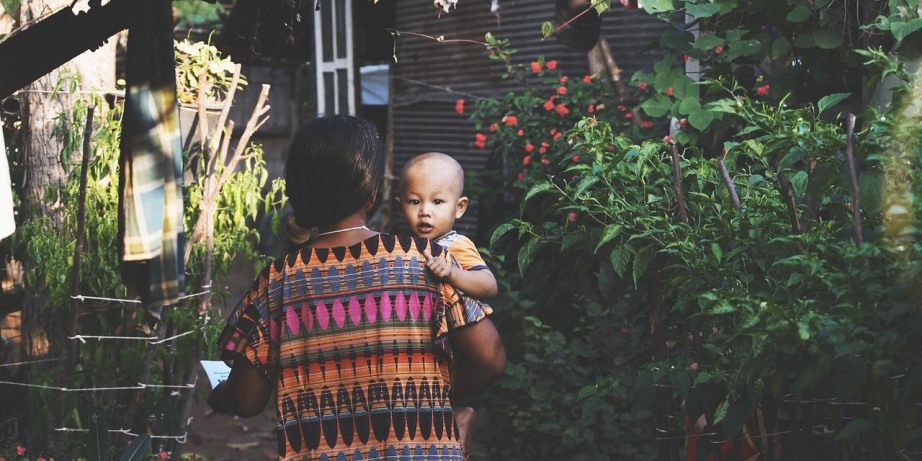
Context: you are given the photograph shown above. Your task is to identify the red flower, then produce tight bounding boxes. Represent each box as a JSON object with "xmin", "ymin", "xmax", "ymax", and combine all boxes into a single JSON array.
[
  {"xmin": 617, "ymin": 105, "xmax": 626, "ymax": 112},
  {"xmin": 571, "ymin": 154, "xmax": 581, "ymax": 162},
  {"xmin": 525, "ymin": 143, "xmax": 534, "ymax": 152},
  {"xmin": 517, "ymin": 129, "xmax": 524, "ymax": 136},
  {"xmin": 454, "ymin": 99, "xmax": 465, "ymax": 114},
  {"xmin": 556, "ymin": 104, "xmax": 570, "ymax": 116},
  {"xmin": 587, "ymin": 104, "xmax": 595, "ymax": 113},
  {"xmin": 679, "ymin": 118, "xmax": 687, "ymax": 129},
  {"xmin": 549, "ymin": 128, "xmax": 558, "ymax": 136},
  {"xmin": 637, "ymin": 81, "xmax": 648, "ymax": 90},
  {"xmin": 607, "ymin": 145, "xmax": 616, "ymax": 152},
  {"xmin": 683, "ymin": 54, "xmax": 689, "ymax": 62},
  {"xmin": 17, "ymin": 447, "xmax": 26, "ymax": 456},
  {"xmin": 504, "ymin": 115, "xmax": 518, "ymax": 126},
  {"xmin": 489, "ymin": 123, "xmax": 498, "ymax": 132},
  {"xmin": 553, "ymin": 131, "xmax": 562, "ymax": 140},
  {"xmin": 474, "ymin": 133, "xmax": 487, "ymax": 149},
  {"xmin": 37, "ymin": 458, "xmax": 48, "ymax": 461},
  {"xmin": 543, "ymin": 99, "xmax": 556, "ymax": 111},
  {"xmin": 625, "ymin": 112, "xmax": 633, "ymax": 119},
  {"xmin": 556, "ymin": 86, "xmax": 567, "ymax": 95},
  {"xmin": 157, "ymin": 452, "xmax": 168, "ymax": 460},
  {"xmin": 663, "ymin": 135, "xmax": 674, "ymax": 144},
  {"xmin": 560, "ymin": 76, "xmax": 568, "ymax": 84},
  {"xmin": 538, "ymin": 146, "xmax": 548, "ymax": 154},
  {"xmin": 641, "ymin": 120, "xmax": 653, "ymax": 129},
  {"xmin": 522, "ymin": 156, "xmax": 531, "ymax": 166},
  {"xmin": 582, "ymin": 75, "xmax": 592, "ymax": 84},
  {"xmin": 516, "ymin": 172, "xmax": 525, "ymax": 181},
  {"xmin": 568, "ymin": 212, "xmax": 577, "ymax": 222},
  {"xmin": 756, "ymin": 84, "xmax": 770, "ymax": 96},
  {"xmin": 531, "ymin": 61, "xmax": 542, "ymax": 74},
  {"xmin": 666, "ymin": 87, "xmax": 674, "ymax": 97},
  {"xmin": 714, "ymin": 46, "xmax": 724, "ymax": 54},
  {"xmin": 546, "ymin": 60, "xmax": 557, "ymax": 70},
  {"xmin": 541, "ymin": 158, "xmax": 550, "ymax": 165}
]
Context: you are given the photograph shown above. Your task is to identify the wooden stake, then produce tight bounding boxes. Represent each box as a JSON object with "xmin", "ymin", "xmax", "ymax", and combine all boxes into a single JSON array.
[{"xmin": 844, "ymin": 113, "xmax": 863, "ymax": 245}]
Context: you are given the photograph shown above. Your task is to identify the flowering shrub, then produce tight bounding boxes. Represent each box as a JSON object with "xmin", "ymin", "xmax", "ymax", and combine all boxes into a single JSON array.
[{"xmin": 467, "ymin": 1, "xmax": 922, "ymax": 458}]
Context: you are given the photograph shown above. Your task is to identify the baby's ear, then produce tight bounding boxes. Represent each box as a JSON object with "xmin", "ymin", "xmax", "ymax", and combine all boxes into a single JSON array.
[{"xmin": 455, "ymin": 196, "xmax": 469, "ymax": 218}]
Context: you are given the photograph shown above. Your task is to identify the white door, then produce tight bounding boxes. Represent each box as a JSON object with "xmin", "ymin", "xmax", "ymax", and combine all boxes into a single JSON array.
[{"xmin": 313, "ymin": 0, "xmax": 355, "ymax": 115}]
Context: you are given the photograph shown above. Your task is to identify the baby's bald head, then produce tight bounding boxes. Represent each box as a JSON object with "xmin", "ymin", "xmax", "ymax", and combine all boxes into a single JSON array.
[{"xmin": 400, "ymin": 152, "xmax": 465, "ymax": 196}]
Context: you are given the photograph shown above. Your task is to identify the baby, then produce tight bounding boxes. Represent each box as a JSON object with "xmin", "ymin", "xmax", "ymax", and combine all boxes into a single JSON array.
[
  {"xmin": 396, "ymin": 152, "xmax": 498, "ymax": 460},
  {"xmin": 397, "ymin": 152, "xmax": 498, "ymax": 300}
]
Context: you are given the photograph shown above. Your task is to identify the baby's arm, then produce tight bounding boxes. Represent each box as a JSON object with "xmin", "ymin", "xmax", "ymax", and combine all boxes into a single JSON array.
[{"xmin": 424, "ymin": 251, "xmax": 499, "ymax": 299}]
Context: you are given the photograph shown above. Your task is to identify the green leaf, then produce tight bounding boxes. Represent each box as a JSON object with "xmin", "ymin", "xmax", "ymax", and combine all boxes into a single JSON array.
[
  {"xmin": 686, "ymin": 3, "xmax": 720, "ymax": 18},
  {"xmin": 595, "ymin": 224, "xmax": 623, "ymax": 252},
  {"xmin": 517, "ymin": 237, "xmax": 542, "ymax": 275},
  {"xmin": 713, "ymin": 398, "xmax": 729, "ymax": 424},
  {"xmin": 541, "ymin": 21, "xmax": 555, "ymax": 39},
  {"xmin": 490, "ymin": 223, "xmax": 517, "ymax": 247},
  {"xmin": 523, "ymin": 180, "xmax": 554, "ymax": 206},
  {"xmin": 642, "ymin": 0, "xmax": 675, "ymax": 14},
  {"xmin": 693, "ymin": 34, "xmax": 724, "ymax": 52},
  {"xmin": 786, "ymin": 4, "xmax": 810, "ymax": 22},
  {"xmin": 777, "ymin": 149, "xmax": 805, "ymax": 173},
  {"xmin": 640, "ymin": 94, "xmax": 674, "ymax": 117},
  {"xmin": 573, "ymin": 174, "xmax": 600, "ymax": 197},
  {"xmin": 710, "ymin": 242, "xmax": 723, "ymax": 262},
  {"xmin": 87, "ymin": 413, "xmax": 110, "ymax": 461},
  {"xmin": 0, "ymin": 0, "xmax": 20, "ymax": 15},
  {"xmin": 593, "ymin": 0, "xmax": 611, "ymax": 15},
  {"xmin": 669, "ymin": 370, "xmax": 691, "ymax": 397},
  {"xmin": 609, "ymin": 245, "xmax": 632, "ymax": 278},
  {"xmin": 837, "ymin": 419, "xmax": 875, "ymax": 441},
  {"xmin": 859, "ymin": 169, "xmax": 884, "ymax": 216},
  {"xmin": 119, "ymin": 434, "xmax": 152, "ymax": 461},
  {"xmin": 813, "ymin": 29, "xmax": 844, "ymax": 49},
  {"xmin": 771, "ymin": 37, "xmax": 792, "ymax": 59},
  {"xmin": 890, "ymin": 18, "xmax": 922, "ymax": 41},
  {"xmin": 687, "ymin": 108, "xmax": 715, "ymax": 130},
  {"xmin": 817, "ymin": 92, "xmax": 850, "ymax": 115},
  {"xmin": 632, "ymin": 245, "xmax": 655, "ymax": 287},
  {"xmin": 678, "ymin": 97, "xmax": 702, "ymax": 115},
  {"xmin": 791, "ymin": 171, "xmax": 808, "ymax": 198}
]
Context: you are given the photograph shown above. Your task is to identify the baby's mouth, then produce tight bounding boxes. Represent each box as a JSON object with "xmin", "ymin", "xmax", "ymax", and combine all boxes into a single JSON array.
[{"xmin": 417, "ymin": 223, "xmax": 434, "ymax": 233}]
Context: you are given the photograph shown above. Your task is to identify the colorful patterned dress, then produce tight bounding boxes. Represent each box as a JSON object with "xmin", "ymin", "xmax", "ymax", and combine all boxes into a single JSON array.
[{"xmin": 218, "ymin": 233, "xmax": 488, "ymax": 461}]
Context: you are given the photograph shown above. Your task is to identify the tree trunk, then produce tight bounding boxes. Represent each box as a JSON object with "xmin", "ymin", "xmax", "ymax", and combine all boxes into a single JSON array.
[{"xmin": 18, "ymin": 0, "xmax": 117, "ymax": 435}]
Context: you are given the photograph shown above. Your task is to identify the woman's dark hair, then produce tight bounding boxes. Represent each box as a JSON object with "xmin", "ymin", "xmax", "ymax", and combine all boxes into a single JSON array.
[{"xmin": 284, "ymin": 115, "xmax": 385, "ymax": 228}]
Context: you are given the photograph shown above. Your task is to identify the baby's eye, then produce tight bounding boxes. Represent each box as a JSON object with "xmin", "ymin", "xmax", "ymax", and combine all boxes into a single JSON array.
[
  {"xmin": 409, "ymin": 199, "xmax": 420, "ymax": 205},
  {"xmin": 433, "ymin": 199, "xmax": 445, "ymax": 205}
]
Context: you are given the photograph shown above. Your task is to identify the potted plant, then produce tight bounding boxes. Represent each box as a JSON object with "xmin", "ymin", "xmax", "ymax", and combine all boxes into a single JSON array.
[{"xmin": 173, "ymin": 38, "xmax": 247, "ymax": 150}]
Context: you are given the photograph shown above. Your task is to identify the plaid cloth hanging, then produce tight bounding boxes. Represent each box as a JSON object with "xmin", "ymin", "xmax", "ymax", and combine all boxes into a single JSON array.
[{"xmin": 118, "ymin": 0, "xmax": 185, "ymax": 309}]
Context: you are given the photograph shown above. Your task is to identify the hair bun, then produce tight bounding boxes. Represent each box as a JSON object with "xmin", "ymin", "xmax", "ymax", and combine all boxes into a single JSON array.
[{"xmin": 286, "ymin": 214, "xmax": 316, "ymax": 244}]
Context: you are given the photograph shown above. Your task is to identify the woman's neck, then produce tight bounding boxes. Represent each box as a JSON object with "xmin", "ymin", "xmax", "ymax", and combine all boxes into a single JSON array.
[{"xmin": 309, "ymin": 215, "xmax": 376, "ymax": 248}]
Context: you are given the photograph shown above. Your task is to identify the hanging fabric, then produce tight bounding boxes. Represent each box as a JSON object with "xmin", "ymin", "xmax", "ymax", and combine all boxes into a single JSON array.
[
  {"xmin": 117, "ymin": 0, "xmax": 185, "ymax": 312},
  {"xmin": 0, "ymin": 129, "xmax": 13, "ymax": 241}
]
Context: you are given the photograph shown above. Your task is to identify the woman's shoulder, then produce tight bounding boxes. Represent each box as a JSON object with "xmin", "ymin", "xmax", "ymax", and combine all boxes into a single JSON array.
[{"xmin": 268, "ymin": 233, "xmax": 440, "ymax": 271}]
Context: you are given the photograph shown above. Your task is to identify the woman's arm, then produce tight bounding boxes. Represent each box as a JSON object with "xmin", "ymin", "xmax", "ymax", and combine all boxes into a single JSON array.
[{"xmin": 207, "ymin": 360, "xmax": 273, "ymax": 418}]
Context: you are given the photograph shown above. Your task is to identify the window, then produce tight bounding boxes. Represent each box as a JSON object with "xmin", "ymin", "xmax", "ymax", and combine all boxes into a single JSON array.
[{"xmin": 313, "ymin": 0, "xmax": 355, "ymax": 115}]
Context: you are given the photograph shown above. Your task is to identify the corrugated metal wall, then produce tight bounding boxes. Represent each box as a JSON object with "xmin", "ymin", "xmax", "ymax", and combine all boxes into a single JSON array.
[{"xmin": 390, "ymin": 1, "xmax": 669, "ymax": 239}]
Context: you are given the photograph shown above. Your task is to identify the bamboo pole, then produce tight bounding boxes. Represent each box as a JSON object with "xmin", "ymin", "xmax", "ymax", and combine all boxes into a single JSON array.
[
  {"xmin": 670, "ymin": 144, "xmax": 689, "ymax": 223},
  {"xmin": 844, "ymin": 113, "xmax": 863, "ymax": 246}
]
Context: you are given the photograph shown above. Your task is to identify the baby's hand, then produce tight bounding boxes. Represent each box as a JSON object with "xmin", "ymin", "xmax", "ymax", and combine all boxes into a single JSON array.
[{"xmin": 422, "ymin": 249, "xmax": 453, "ymax": 282}]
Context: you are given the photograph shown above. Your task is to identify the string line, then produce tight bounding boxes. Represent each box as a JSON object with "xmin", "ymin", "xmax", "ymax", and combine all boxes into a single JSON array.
[{"xmin": 54, "ymin": 427, "xmax": 187, "ymax": 442}]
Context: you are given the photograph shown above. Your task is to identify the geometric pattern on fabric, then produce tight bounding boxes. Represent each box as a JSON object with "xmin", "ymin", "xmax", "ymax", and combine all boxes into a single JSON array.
[{"xmin": 219, "ymin": 233, "xmax": 482, "ymax": 460}]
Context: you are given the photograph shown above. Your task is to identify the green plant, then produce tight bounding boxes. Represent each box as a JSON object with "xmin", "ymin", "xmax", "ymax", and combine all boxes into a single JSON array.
[
  {"xmin": 174, "ymin": 38, "xmax": 247, "ymax": 105},
  {"xmin": 468, "ymin": 2, "xmax": 922, "ymax": 458}
]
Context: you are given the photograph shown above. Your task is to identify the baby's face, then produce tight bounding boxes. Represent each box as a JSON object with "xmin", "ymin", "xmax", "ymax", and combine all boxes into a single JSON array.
[{"xmin": 398, "ymin": 165, "xmax": 467, "ymax": 239}]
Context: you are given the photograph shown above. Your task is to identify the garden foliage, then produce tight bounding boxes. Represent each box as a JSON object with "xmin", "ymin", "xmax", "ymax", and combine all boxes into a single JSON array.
[{"xmin": 468, "ymin": 1, "xmax": 922, "ymax": 459}]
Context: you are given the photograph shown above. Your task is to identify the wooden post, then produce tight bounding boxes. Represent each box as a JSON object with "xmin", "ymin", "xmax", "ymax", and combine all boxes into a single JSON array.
[{"xmin": 62, "ymin": 105, "xmax": 94, "ymax": 425}]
